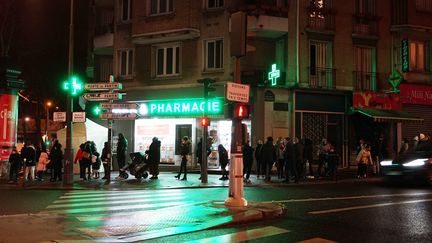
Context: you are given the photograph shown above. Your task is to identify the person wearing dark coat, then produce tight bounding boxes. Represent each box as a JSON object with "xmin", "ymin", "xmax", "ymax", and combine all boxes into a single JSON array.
[
  {"xmin": 254, "ymin": 139, "xmax": 264, "ymax": 179},
  {"xmin": 284, "ymin": 138, "xmax": 297, "ymax": 183},
  {"xmin": 22, "ymin": 144, "xmax": 37, "ymax": 181},
  {"xmin": 242, "ymin": 141, "xmax": 254, "ymax": 183},
  {"xmin": 261, "ymin": 136, "xmax": 276, "ymax": 182},
  {"xmin": 101, "ymin": 142, "xmax": 111, "ymax": 180},
  {"xmin": 293, "ymin": 137, "xmax": 304, "ymax": 182},
  {"xmin": 49, "ymin": 140, "xmax": 63, "ymax": 182},
  {"xmin": 81, "ymin": 141, "xmax": 93, "ymax": 180},
  {"xmin": 148, "ymin": 137, "xmax": 161, "ymax": 179},
  {"xmin": 91, "ymin": 142, "xmax": 101, "ymax": 179},
  {"xmin": 116, "ymin": 133, "xmax": 128, "ymax": 179},
  {"xmin": 218, "ymin": 144, "xmax": 229, "ymax": 180},
  {"xmin": 175, "ymin": 136, "xmax": 191, "ymax": 180},
  {"xmin": 8, "ymin": 148, "xmax": 22, "ymax": 183}
]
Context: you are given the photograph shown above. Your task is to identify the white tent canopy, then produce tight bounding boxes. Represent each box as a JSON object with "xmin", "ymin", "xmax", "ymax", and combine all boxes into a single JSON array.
[{"xmin": 57, "ymin": 119, "xmax": 108, "ymax": 173}]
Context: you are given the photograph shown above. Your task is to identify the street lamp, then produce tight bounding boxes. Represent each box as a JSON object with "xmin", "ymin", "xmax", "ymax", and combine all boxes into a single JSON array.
[{"xmin": 45, "ymin": 101, "xmax": 52, "ymax": 136}]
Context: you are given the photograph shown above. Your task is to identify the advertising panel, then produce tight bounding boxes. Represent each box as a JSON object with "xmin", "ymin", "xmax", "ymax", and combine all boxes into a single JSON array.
[{"xmin": 0, "ymin": 94, "xmax": 18, "ymax": 161}]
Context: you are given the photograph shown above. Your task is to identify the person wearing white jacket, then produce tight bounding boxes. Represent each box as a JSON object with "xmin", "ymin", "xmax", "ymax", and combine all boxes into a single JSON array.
[{"xmin": 36, "ymin": 148, "xmax": 49, "ymax": 181}]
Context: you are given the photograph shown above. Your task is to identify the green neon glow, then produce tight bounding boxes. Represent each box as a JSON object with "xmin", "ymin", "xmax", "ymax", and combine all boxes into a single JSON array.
[
  {"xmin": 63, "ymin": 76, "xmax": 83, "ymax": 96},
  {"xmin": 268, "ymin": 63, "xmax": 280, "ymax": 86},
  {"xmin": 93, "ymin": 106, "xmax": 101, "ymax": 115},
  {"xmin": 139, "ymin": 97, "xmax": 224, "ymax": 117}
]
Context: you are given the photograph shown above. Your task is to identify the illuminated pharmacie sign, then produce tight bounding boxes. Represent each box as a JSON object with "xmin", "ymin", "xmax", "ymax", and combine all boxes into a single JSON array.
[{"xmin": 138, "ymin": 98, "xmax": 224, "ymax": 117}]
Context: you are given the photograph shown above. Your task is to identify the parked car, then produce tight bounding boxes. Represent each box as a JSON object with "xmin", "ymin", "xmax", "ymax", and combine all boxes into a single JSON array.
[{"xmin": 380, "ymin": 150, "xmax": 432, "ymax": 184}]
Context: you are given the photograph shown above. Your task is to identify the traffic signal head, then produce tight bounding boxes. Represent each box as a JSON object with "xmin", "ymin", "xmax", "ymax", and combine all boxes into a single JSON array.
[
  {"xmin": 233, "ymin": 104, "xmax": 249, "ymax": 119},
  {"xmin": 204, "ymin": 82, "xmax": 216, "ymax": 99},
  {"xmin": 201, "ymin": 116, "xmax": 210, "ymax": 127}
]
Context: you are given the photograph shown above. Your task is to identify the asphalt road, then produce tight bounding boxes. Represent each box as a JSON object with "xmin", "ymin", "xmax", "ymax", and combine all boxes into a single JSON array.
[{"xmin": 0, "ymin": 180, "xmax": 431, "ymax": 242}]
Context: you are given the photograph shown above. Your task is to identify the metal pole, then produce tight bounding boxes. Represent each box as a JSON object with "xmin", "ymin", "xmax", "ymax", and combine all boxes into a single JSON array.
[
  {"xmin": 64, "ymin": 0, "xmax": 74, "ymax": 185},
  {"xmin": 225, "ymin": 57, "xmax": 247, "ymax": 207},
  {"xmin": 106, "ymin": 75, "xmax": 114, "ymax": 182},
  {"xmin": 201, "ymin": 126, "xmax": 208, "ymax": 183}
]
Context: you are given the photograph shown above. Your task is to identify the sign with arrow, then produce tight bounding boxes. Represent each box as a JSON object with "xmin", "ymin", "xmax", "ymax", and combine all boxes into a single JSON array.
[
  {"xmin": 83, "ymin": 93, "xmax": 122, "ymax": 101},
  {"xmin": 85, "ymin": 82, "xmax": 122, "ymax": 91},
  {"xmin": 100, "ymin": 113, "xmax": 138, "ymax": 120},
  {"xmin": 100, "ymin": 102, "xmax": 139, "ymax": 110}
]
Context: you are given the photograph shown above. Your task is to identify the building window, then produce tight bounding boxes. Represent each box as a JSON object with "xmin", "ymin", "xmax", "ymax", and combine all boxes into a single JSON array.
[
  {"xmin": 119, "ymin": 49, "xmax": 133, "ymax": 77},
  {"xmin": 205, "ymin": 39, "xmax": 223, "ymax": 71},
  {"xmin": 356, "ymin": 0, "xmax": 376, "ymax": 15},
  {"xmin": 156, "ymin": 45, "xmax": 181, "ymax": 77},
  {"xmin": 309, "ymin": 0, "xmax": 325, "ymax": 18},
  {"xmin": 309, "ymin": 41, "xmax": 334, "ymax": 88},
  {"xmin": 409, "ymin": 41, "xmax": 426, "ymax": 71},
  {"xmin": 150, "ymin": 0, "xmax": 174, "ymax": 15},
  {"xmin": 121, "ymin": 0, "xmax": 132, "ymax": 22},
  {"xmin": 354, "ymin": 47, "xmax": 376, "ymax": 91},
  {"xmin": 206, "ymin": 0, "xmax": 224, "ymax": 9},
  {"xmin": 416, "ymin": 0, "xmax": 432, "ymax": 12}
]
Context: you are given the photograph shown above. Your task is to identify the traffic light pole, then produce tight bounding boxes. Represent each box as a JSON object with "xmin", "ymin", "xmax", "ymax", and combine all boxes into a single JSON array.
[
  {"xmin": 64, "ymin": 0, "xmax": 74, "ymax": 185},
  {"xmin": 201, "ymin": 126, "xmax": 208, "ymax": 183},
  {"xmin": 225, "ymin": 57, "xmax": 247, "ymax": 207}
]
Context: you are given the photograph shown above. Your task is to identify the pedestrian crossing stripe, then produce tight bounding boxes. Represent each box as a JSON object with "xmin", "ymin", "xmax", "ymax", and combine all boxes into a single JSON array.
[
  {"xmin": 187, "ymin": 226, "xmax": 289, "ymax": 243},
  {"xmin": 53, "ymin": 192, "xmax": 184, "ymax": 204},
  {"xmin": 59, "ymin": 190, "xmax": 182, "ymax": 199}
]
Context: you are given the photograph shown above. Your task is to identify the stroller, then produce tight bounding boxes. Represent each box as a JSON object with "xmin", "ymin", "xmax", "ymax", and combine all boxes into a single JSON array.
[{"xmin": 119, "ymin": 152, "xmax": 149, "ymax": 179}]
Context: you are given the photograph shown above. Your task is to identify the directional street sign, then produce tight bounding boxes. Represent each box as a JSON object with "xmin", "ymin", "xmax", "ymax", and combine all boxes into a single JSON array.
[
  {"xmin": 100, "ymin": 102, "xmax": 139, "ymax": 110},
  {"xmin": 85, "ymin": 82, "xmax": 122, "ymax": 91},
  {"xmin": 83, "ymin": 92, "xmax": 122, "ymax": 101},
  {"xmin": 100, "ymin": 113, "xmax": 138, "ymax": 120}
]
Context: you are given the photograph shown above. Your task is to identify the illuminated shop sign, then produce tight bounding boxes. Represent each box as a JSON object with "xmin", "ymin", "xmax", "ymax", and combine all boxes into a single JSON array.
[{"xmin": 139, "ymin": 98, "xmax": 224, "ymax": 117}]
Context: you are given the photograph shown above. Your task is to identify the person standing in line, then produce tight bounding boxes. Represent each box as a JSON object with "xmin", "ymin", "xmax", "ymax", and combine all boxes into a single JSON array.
[
  {"xmin": 293, "ymin": 137, "xmax": 304, "ymax": 181},
  {"xmin": 116, "ymin": 133, "xmax": 128, "ymax": 179},
  {"xmin": 101, "ymin": 142, "xmax": 111, "ymax": 180},
  {"xmin": 317, "ymin": 138, "xmax": 330, "ymax": 178},
  {"xmin": 36, "ymin": 146, "xmax": 49, "ymax": 181},
  {"xmin": 242, "ymin": 140, "xmax": 254, "ymax": 183},
  {"xmin": 148, "ymin": 137, "xmax": 161, "ymax": 180},
  {"xmin": 91, "ymin": 142, "xmax": 101, "ymax": 179},
  {"xmin": 399, "ymin": 138, "xmax": 409, "ymax": 154},
  {"xmin": 218, "ymin": 144, "xmax": 229, "ymax": 180},
  {"xmin": 254, "ymin": 139, "xmax": 264, "ymax": 179},
  {"xmin": 81, "ymin": 141, "xmax": 93, "ymax": 180},
  {"xmin": 74, "ymin": 143, "xmax": 84, "ymax": 180},
  {"xmin": 22, "ymin": 144, "xmax": 37, "ymax": 181},
  {"xmin": 262, "ymin": 136, "xmax": 276, "ymax": 182},
  {"xmin": 175, "ymin": 136, "xmax": 191, "ymax": 181},
  {"xmin": 283, "ymin": 138, "xmax": 296, "ymax": 183},
  {"xmin": 49, "ymin": 140, "xmax": 63, "ymax": 182},
  {"xmin": 303, "ymin": 138, "xmax": 314, "ymax": 178},
  {"xmin": 275, "ymin": 137, "xmax": 285, "ymax": 179},
  {"xmin": 8, "ymin": 148, "xmax": 22, "ymax": 183}
]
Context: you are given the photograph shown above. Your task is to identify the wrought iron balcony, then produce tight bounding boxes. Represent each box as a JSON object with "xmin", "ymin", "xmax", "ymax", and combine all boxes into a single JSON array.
[
  {"xmin": 307, "ymin": 7, "xmax": 336, "ymax": 31},
  {"xmin": 352, "ymin": 14, "xmax": 379, "ymax": 36},
  {"xmin": 308, "ymin": 67, "xmax": 336, "ymax": 89},
  {"xmin": 353, "ymin": 71, "xmax": 376, "ymax": 91}
]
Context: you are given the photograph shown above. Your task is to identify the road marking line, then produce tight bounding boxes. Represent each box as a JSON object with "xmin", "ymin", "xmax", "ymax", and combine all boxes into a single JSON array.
[
  {"xmin": 188, "ymin": 226, "xmax": 289, "ymax": 243},
  {"xmin": 41, "ymin": 201, "xmax": 185, "ymax": 214},
  {"xmin": 264, "ymin": 192, "xmax": 432, "ymax": 204},
  {"xmin": 54, "ymin": 191, "xmax": 183, "ymax": 203},
  {"xmin": 60, "ymin": 190, "xmax": 182, "ymax": 199},
  {"xmin": 309, "ymin": 198, "xmax": 432, "ymax": 215},
  {"xmin": 47, "ymin": 195, "xmax": 185, "ymax": 209}
]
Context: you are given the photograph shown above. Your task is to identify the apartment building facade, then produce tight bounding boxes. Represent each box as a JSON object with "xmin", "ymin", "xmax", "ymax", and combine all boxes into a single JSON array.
[{"xmin": 87, "ymin": 0, "xmax": 432, "ymax": 168}]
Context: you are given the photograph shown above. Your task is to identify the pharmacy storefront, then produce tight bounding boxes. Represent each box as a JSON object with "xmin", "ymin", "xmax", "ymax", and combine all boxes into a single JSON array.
[{"xmin": 132, "ymin": 97, "xmax": 250, "ymax": 168}]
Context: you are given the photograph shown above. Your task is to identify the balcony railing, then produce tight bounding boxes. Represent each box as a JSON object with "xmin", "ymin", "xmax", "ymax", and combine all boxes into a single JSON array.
[
  {"xmin": 307, "ymin": 7, "xmax": 336, "ymax": 31},
  {"xmin": 352, "ymin": 14, "xmax": 379, "ymax": 36},
  {"xmin": 308, "ymin": 67, "xmax": 336, "ymax": 89},
  {"xmin": 353, "ymin": 71, "xmax": 376, "ymax": 91},
  {"xmin": 238, "ymin": 0, "xmax": 289, "ymax": 17}
]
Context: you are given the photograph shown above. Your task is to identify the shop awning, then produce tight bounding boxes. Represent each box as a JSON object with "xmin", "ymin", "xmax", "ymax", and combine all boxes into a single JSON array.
[{"xmin": 352, "ymin": 108, "xmax": 424, "ymax": 123}]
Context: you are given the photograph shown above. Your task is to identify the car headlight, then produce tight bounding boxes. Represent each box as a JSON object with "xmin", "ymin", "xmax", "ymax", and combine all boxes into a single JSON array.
[
  {"xmin": 403, "ymin": 159, "xmax": 427, "ymax": 167},
  {"xmin": 380, "ymin": 160, "xmax": 393, "ymax": 166}
]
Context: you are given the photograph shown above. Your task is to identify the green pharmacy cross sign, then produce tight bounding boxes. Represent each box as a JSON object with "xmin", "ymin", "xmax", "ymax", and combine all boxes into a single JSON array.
[
  {"xmin": 63, "ymin": 76, "xmax": 83, "ymax": 96},
  {"xmin": 268, "ymin": 64, "xmax": 280, "ymax": 86},
  {"xmin": 388, "ymin": 70, "xmax": 403, "ymax": 93}
]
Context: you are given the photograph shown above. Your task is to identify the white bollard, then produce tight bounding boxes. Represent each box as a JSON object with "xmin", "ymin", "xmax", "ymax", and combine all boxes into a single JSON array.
[{"xmin": 225, "ymin": 153, "xmax": 247, "ymax": 207}]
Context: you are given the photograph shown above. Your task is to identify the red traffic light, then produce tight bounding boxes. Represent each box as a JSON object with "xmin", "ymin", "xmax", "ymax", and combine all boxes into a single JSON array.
[
  {"xmin": 201, "ymin": 116, "xmax": 210, "ymax": 127},
  {"xmin": 234, "ymin": 104, "xmax": 249, "ymax": 119}
]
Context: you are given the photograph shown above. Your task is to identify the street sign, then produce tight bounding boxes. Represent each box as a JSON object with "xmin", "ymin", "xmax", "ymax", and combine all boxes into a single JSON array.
[
  {"xmin": 83, "ymin": 92, "xmax": 122, "ymax": 101},
  {"xmin": 226, "ymin": 82, "xmax": 250, "ymax": 103},
  {"xmin": 100, "ymin": 102, "xmax": 139, "ymax": 110},
  {"xmin": 53, "ymin": 112, "xmax": 66, "ymax": 122},
  {"xmin": 72, "ymin": 112, "xmax": 86, "ymax": 122},
  {"xmin": 100, "ymin": 113, "xmax": 138, "ymax": 120},
  {"xmin": 85, "ymin": 82, "xmax": 122, "ymax": 91}
]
